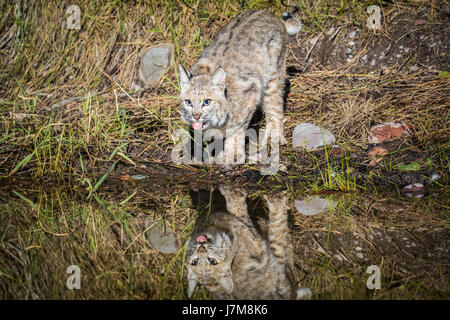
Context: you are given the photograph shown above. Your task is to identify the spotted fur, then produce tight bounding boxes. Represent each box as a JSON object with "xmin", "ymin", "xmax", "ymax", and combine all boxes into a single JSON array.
[
  {"xmin": 185, "ymin": 186, "xmax": 309, "ymax": 300},
  {"xmin": 178, "ymin": 10, "xmax": 302, "ymax": 162}
]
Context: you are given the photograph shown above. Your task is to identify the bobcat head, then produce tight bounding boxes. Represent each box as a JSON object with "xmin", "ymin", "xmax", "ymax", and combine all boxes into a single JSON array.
[
  {"xmin": 178, "ymin": 65, "xmax": 229, "ymax": 131},
  {"xmin": 185, "ymin": 225, "xmax": 234, "ymax": 298}
]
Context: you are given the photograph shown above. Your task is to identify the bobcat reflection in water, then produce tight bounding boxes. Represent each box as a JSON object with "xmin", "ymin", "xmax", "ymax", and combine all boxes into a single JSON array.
[{"xmin": 185, "ymin": 186, "xmax": 311, "ymax": 300}]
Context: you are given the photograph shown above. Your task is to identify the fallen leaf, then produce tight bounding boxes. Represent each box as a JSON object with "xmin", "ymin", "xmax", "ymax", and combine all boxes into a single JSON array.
[
  {"xmin": 368, "ymin": 146, "xmax": 388, "ymax": 157},
  {"xmin": 396, "ymin": 162, "xmax": 421, "ymax": 172}
]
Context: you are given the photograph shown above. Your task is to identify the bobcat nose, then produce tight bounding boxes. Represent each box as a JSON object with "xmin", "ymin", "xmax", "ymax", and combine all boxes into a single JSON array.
[
  {"xmin": 198, "ymin": 245, "xmax": 206, "ymax": 252},
  {"xmin": 192, "ymin": 114, "xmax": 201, "ymax": 120},
  {"xmin": 196, "ymin": 235, "xmax": 208, "ymax": 243}
]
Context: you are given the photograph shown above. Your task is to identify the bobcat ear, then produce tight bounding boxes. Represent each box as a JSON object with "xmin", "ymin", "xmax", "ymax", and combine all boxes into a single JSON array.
[
  {"xmin": 216, "ymin": 275, "xmax": 233, "ymax": 295},
  {"xmin": 187, "ymin": 268, "xmax": 199, "ymax": 298},
  {"xmin": 179, "ymin": 64, "xmax": 191, "ymax": 93},
  {"xmin": 211, "ymin": 68, "xmax": 226, "ymax": 90}
]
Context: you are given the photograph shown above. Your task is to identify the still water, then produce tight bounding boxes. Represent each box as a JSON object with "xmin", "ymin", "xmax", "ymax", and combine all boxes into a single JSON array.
[{"xmin": 0, "ymin": 178, "xmax": 448, "ymax": 299}]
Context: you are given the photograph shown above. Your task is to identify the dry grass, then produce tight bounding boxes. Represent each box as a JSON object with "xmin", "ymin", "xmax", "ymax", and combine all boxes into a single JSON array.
[
  {"xmin": 0, "ymin": 0, "xmax": 448, "ymax": 300},
  {"xmin": 0, "ymin": 0, "xmax": 448, "ymax": 184},
  {"xmin": 0, "ymin": 181, "xmax": 196, "ymax": 299},
  {"xmin": 0, "ymin": 180, "xmax": 448, "ymax": 299},
  {"xmin": 290, "ymin": 191, "xmax": 449, "ymax": 299}
]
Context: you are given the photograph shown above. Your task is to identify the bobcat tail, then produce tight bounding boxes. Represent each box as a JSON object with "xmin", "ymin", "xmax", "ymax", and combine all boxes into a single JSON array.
[
  {"xmin": 296, "ymin": 287, "xmax": 312, "ymax": 300},
  {"xmin": 282, "ymin": 12, "xmax": 302, "ymax": 35}
]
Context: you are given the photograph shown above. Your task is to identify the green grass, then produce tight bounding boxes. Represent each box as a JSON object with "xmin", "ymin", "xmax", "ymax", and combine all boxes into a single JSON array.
[
  {"xmin": 1, "ymin": 0, "xmax": 448, "ymax": 186},
  {"xmin": 2, "ymin": 181, "xmax": 448, "ymax": 299},
  {"xmin": 0, "ymin": 183, "xmax": 195, "ymax": 299},
  {"xmin": 0, "ymin": 0, "xmax": 448, "ymax": 299}
]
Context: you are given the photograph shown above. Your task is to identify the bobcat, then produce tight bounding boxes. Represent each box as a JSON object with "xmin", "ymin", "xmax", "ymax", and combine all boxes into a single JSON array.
[
  {"xmin": 185, "ymin": 186, "xmax": 311, "ymax": 299},
  {"xmin": 178, "ymin": 10, "xmax": 301, "ymax": 163}
]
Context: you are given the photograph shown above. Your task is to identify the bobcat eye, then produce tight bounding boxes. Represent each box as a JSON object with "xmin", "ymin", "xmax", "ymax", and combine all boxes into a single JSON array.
[
  {"xmin": 203, "ymin": 99, "xmax": 211, "ymax": 106},
  {"xmin": 190, "ymin": 258, "xmax": 199, "ymax": 266},
  {"xmin": 208, "ymin": 258, "xmax": 218, "ymax": 265},
  {"xmin": 184, "ymin": 99, "xmax": 192, "ymax": 107}
]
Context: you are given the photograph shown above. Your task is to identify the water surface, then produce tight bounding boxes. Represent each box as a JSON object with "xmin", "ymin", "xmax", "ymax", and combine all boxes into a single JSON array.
[{"xmin": 0, "ymin": 179, "xmax": 448, "ymax": 299}]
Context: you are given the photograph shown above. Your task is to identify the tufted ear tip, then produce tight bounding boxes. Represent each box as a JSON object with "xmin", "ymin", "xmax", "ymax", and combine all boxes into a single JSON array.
[
  {"xmin": 211, "ymin": 67, "xmax": 226, "ymax": 89},
  {"xmin": 179, "ymin": 64, "xmax": 191, "ymax": 92},
  {"xmin": 187, "ymin": 269, "xmax": 198, "ymax": 298}
]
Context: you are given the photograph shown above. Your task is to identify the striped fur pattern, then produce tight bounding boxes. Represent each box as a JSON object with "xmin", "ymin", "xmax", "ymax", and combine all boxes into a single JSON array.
[
  {"xmin": 185, "ymin": 186, "xmax": 304, "ymax": 299},
  {"xmin": 179, "ymin": 10, "xmax": 302, "ymax": 161}
]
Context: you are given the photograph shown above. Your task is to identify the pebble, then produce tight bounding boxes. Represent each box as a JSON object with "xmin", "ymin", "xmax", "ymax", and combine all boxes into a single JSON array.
[
  {"xmin": 131, "ymin": 174, "xmax": 148, "ymax": 180},
  {"xmin": 138, "ymin": 43, "xmax": 173, "ymax": 85},
  {"xmin": 292, "ymin": 123, "xmax": 336, "ymax": 150},
  {"xmin": 431, "ymin": 173, "xmax": 441, "ymax": 181},
  {"xmin": 401, "ymin": 183, "xmax": 425, "ymax": 198},
  {"xmin": 368, "ymin": 122, "xmax": 412, "ymax": 144},
  {"xmin": 146, "ymin": 221, "xmax": 180, "ymax": 254},
  {"xmin": 297, "ymin": 288, "xmax": 312, "ymax": 300},
  {"xmin": 368, "ymin": 146, "xmax": 388, "ymax": 157},
  {"xmin": 294, "ymin": 196, "xmax": 335, "ymax": 216}
]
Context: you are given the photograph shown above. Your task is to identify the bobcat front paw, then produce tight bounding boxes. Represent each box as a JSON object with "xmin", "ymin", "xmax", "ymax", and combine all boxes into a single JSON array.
[{"xmin": 263, "ymin": 191, "xmax": 288, "ymax": 208}]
